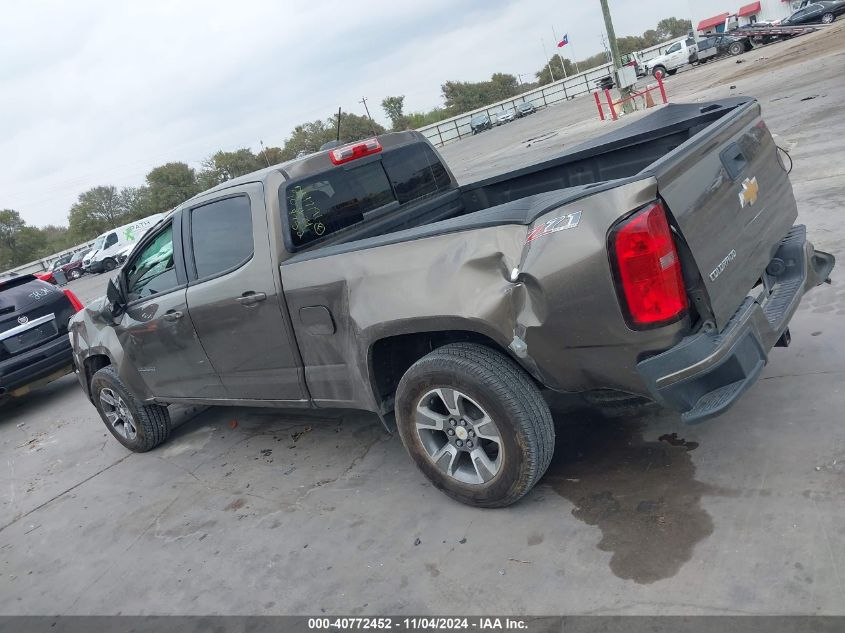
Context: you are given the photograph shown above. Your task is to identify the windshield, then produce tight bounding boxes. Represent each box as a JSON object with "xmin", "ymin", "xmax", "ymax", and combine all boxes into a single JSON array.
[{"xmin": 90, "ymin": 236, "xmax": 105, "ymax": 252}]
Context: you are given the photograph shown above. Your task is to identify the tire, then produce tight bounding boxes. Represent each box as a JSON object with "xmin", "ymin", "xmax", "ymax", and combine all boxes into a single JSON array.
[
  {"xmin": 102, "ymin": 258, "xmax": 117, "ymax": 272},
  {"xmin": 395, "ymin": 343, "xmax": 555, "ymax": 508},
  {"xmin": 68, "ymin": 268, "xmax": 82, "ymax": 280},
  {"xmin": 667, "ymin": 68, "xmax": 678, "ymax": 76},
  {"xmin": 728, "ymin": 42, "xmax": 744, "ymax": 56},
  {"xmin": 821, "ymin": 12, "xmax": 835, "ymax": 23},
  {"xmin": 652, "ymin": 65, "xmax": 667, "ymax": 79},
  {"xmin": 90, "ymin": 366, "xmax": 171, "ymax": 452}
]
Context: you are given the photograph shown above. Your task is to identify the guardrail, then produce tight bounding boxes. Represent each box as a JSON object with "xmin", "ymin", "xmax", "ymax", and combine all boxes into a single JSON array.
[
  {"xmin": 417, "ymin": 36, "xmax": 686, "ymax": 147},
  {"xmin": 2, "ymin": 241, "xmax": 95, "ymax": 278}
]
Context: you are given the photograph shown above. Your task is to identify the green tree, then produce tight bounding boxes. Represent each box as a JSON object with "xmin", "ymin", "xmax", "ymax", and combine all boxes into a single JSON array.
[
  {"xmin": 144, "ymin": 162, "xmax": 200, "ymax": 214},
  {"xmin": 66, "ymin": 186, "xmax": 126, "ymax": 241},
  {"xmin": 535, "ymin": 55, "xmax": 578, "ymax": 85},
  {"xmin": 261, "ymin": 146, "xmax": 285, "ymax": 166},
  {"xmin": 0, "ymin": 209, "xmax": 33, "ymax": 269},
  {"xmin": 199, "ymin": 148, "xmax": 264, "ymax": 188},
  {"xmin": 381, "ymin": 95, "xmax": 409, "ymax": 131},
  {"xmin": 118, "ymin": 186, "xmax": 152, "ymax": 221},
  {"xmin": 642, "ymin": 29, "xmax": 661, "ymax": 47},
  {"xmin": 656, "ymin": 17, "xmax": 692, "ymax": 40}
]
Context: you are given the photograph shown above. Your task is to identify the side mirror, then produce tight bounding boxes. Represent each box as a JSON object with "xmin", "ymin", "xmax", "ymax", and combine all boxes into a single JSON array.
[{"xmin": 103, "ymin": 277, "xmax": 125, "ymax": 321}]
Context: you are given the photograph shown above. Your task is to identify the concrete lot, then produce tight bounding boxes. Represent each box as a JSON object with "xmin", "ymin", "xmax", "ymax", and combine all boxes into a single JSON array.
[{"xmin": 2, "ymin": 25, "xmax": 845, "ymax": 615}]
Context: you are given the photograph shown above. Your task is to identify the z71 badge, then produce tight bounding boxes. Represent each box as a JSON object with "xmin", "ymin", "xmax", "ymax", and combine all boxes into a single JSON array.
[{"xmin": 525, "ymin": 210, "xmax": 582, "ymax": 243}]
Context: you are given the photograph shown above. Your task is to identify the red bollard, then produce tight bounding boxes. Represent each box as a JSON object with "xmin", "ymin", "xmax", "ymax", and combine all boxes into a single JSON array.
[
  {"xmin": 594, "ymin": 91, "xmax": 605, "ymax": 121},
  {"xmin": 604, "ymin": 88, "xmax": 618, "ymax": 121},
  {"xmin": 657, "ymin": 74, "xmax": 668, "ymax": 104}
]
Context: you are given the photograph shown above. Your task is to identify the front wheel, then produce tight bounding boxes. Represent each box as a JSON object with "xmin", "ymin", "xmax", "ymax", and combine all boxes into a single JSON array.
[
  {"xmin": 652, "ymin": 66, "xmax": 667, "ymax": 79},
  {"xmin": 395, "ymin": 343, "xmax": 555, "ymax": 508},
  {"xmin": 102, "ymin": 258, "xmax": 117, "ymax": 272},
  {"xmin": 68, "ymin": 268, "xmax": 82, "ymax": 280},
  {"xmin": 729, "ymin": 42, "xmax": 744, "ymax": 56},
  {"xmin": 821, "ymin": 12, "xmax": 835, "ymax": 23},
  {"xmin": 90, "ymin": 366, "xmax": 171, "ymax": 452}
]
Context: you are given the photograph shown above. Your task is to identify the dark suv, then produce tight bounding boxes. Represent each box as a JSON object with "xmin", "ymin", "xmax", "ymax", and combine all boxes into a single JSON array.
[{"xmin": 0, "ymin": 275, "xmax": 84, "ymax": 398}]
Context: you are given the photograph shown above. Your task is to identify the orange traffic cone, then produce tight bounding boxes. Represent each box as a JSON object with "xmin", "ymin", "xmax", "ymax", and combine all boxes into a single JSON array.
[{"xmin": 645, "ymin": 89, "xmax": 655, "ymax": 109}]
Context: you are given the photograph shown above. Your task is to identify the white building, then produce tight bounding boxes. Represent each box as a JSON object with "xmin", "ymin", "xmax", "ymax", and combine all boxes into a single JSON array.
[{"xmin": 696, "ymin": 0, "xmax": 800, "ymax": 34}]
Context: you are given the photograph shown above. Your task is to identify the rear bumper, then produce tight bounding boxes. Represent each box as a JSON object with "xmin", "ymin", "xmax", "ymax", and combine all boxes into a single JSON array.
[
  {"xmin": 0, "ymin": 336, "xmax": 74, "ymax": 395},
  {"xmin": 637, "ymin": 225, "xmax": 835, "ymax": 423}
]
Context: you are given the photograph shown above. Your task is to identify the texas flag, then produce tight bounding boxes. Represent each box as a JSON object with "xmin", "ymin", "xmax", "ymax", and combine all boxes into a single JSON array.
[{"xmin": 557, "ymin": 34, "xmax": 569, "ymax": 48}]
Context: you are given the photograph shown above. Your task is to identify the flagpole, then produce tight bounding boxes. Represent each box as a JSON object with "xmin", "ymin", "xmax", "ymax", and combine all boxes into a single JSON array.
[
  {"xmin": 569, "ymin": 35, "xmax": 581, "ymax": 74},
  {"xmin": 551, "ymin": 27, "xmax": 568, "ymax": 78},
  {"xmin": 540, "ymin": 37, "xmax": 556, "ymax": 82}
]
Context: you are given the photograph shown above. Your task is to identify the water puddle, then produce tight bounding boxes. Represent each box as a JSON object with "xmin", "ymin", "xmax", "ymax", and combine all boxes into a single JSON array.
[{"xmin": 544, "ymin": 403, "xmax": 734, "ymax": 584}]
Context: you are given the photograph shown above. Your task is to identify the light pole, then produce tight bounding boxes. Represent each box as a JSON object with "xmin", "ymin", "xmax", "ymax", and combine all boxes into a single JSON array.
[{"xmin": 598, "ymin": 0, "xmax": 634, "ymax": 114}]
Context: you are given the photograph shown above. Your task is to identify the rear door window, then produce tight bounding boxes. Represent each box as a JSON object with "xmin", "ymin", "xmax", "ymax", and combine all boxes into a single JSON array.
[
  {"xmin": 190, "ymin": 196, "xmax": 254, "ymax": 279},
  {"xmin": 381, "ymin": 144, "xmax": 451, "ymax": 204},
  {"xmin": 284, "ymin": 161, "xmax": 395, "ymax": 248}
]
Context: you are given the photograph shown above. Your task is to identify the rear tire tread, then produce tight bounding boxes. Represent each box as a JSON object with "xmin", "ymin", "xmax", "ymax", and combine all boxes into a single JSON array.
[{"xmin": 397, "ymin": 342, "xmax": 554, "ymax": 507}]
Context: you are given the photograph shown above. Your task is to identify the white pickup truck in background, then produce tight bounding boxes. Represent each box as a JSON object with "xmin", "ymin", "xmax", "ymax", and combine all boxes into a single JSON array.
[{"xmin": 644, "ymin": 37, "xmax": 699, "ymax": 78}]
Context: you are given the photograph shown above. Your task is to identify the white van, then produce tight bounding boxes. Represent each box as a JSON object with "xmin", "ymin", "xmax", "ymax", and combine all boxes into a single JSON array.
[{"xmin": 82, "ymin": 214, "xmax": 165, "ymax": 273}]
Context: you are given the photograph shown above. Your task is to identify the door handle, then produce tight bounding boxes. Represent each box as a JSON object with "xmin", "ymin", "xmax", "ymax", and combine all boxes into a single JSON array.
[
  {"xmin": 163, "ymin": 310, "xmax": 183, "ymax": 322},
  {"xmin": 237, "ymin": 292, "xmax": 267, "ymax": 307}
]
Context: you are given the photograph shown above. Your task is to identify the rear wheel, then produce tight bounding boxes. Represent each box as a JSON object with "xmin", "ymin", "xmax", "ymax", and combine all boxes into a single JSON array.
[
  {"xmin": 728, "ymin": 42, "xmax": 744, "ymax": 56},
  {"xmin": 395, "ymin": 343, "xmax": 555, "ymax": 508},
  {"xmin": 68, "ymin": 268, "xmax": 82, "ymax": 280},
  {"xmin": 90, "ymin": 366, "xmax": 171, "ymax": 452},
  {"xmin": 667, "ymin": 68, "xmax": 678, "ymax": 76},
  {"xmin": 102, "ymin": 258, "xmax": 117, "ymax": 272},
  {"xmin": 652, "ymin": 65, "xmax": 667, "ymax": 79},
  {"xmin": 821, "ymin": 12, "xmax": 835, "ymax": 23}
]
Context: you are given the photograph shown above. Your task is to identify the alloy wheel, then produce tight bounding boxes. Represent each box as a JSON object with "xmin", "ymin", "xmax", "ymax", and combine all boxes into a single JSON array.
[{"xmin": 414, "ymin": 387, "xmax": 503, "ymax": 485}]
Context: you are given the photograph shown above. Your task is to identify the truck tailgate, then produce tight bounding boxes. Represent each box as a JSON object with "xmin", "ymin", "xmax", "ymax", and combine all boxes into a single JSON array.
[{"xmin": 652, "ymin": 101, "xmax": 797, "ymax": 330}]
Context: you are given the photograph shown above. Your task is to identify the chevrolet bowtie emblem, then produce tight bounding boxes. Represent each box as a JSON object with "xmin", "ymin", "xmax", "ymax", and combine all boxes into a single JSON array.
[{"xmin": 738, "ymin": 176, "xmax": 759, "ymax": 208}]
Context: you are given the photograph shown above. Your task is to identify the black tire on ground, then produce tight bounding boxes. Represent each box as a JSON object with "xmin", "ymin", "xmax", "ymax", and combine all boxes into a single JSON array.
[
  {"xmin": 90, "ymin": 366, "xmax": 171, "ymax": 452},
  {"xmin": 395, "ymin": 343, "xmax": 555, "ymax": 508},
  {"xmin": 729, "ymin": 42, "xmax": 744, "ymax": 56},
  {"xmin": 68, "ymin": 268, "xmax": 82, "ymax": 280},
  {"xmin": 652, "ymin": 65, "xmax": 667, "ymax": 79},
  {"xmin": 102, "ymin": 258, "xmax": 117, "ymax": 272},
  {"xmin": 821, "ymin": 12, "xmax": 835, "ymax": 23}
]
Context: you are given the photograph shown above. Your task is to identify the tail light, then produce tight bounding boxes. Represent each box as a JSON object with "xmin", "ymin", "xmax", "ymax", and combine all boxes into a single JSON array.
[
  {"xmin": 328, "ymin": 138, "xmax": 382, "ymax": 165},
  {"xmin": 63, "ymin": 289, "xmax": 84, "ymax": 313},
  {"xmin": 610, "ymin": 201, "xmax": 688, "ymax": 329}
]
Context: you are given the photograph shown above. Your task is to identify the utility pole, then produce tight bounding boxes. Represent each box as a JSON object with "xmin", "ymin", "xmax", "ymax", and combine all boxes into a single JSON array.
[
  {"xmin": 359, "ymin": 97, "xmax": 377, "ymax": 136},
  {"xmin": 599, "ymin": 0, "xmax": 634, "ymax": 114}
]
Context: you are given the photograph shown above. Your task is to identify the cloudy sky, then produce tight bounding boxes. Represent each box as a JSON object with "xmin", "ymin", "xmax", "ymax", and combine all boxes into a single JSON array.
[{"xmin": 2, "ymin": 0, "xmax": 734, "ymax": 227}]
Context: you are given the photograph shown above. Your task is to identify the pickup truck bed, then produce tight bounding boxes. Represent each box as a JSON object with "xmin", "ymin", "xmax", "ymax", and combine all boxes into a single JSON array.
[{"xmin": 70, "ymin": 96, "xmax": 834, "ymax": 507}]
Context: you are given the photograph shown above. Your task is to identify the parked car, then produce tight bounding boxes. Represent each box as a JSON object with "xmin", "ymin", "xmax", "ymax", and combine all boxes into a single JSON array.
[
  {"xmin": 697, "ymin": 34, "xmax": 752, "ymax": 62},
  {"xmin": 782, "ymin": 0, "xmax": 845, "ymax": 24},
  {"xmin": 83, "ymin": 214, "xmax": 165, "ymax": 274},
  {"xmin": 498, "ymin": 108, "xmax": 517, "ymax": 124},
  {"xmin": 61, "ymin": 250, "xmax": 89, "ymax": 280},
  {"xmin": 516, "ymin": 102, "xmax": 536, "ymax": 116},
  {"xmin": 1, "ymin": 274, "xmax": 84, "ymax": 398},
  {"xmin": 70, "ymin": 100, "xmax": 834, "ymax": 507},
  {"xmin": 469, "ymin": 114, "xmax": 493, "ymax": 134},
  {"xmin": 644, "ymin": 37, "xmax": 699, "ymax": 78},
  {"xmin": 51, "ymin": 253, "xmax": 74, "ymax": 271},
  {"xmin": 595, "ymin": 75, "xmax": 615, "ymax": 90}
]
